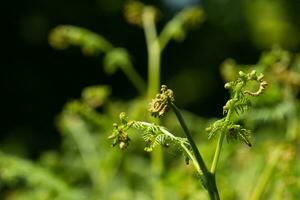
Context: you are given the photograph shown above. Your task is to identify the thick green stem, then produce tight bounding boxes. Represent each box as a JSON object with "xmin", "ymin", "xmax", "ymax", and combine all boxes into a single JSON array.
[
  {"xmin": 142, "ymin": 7, "xmax": 164, "ymax": 200},
  {"xmin": 170, "ymin": 102, "xmax": 219, "ymax": 200},
  {"xmin": 142, "ymin": 7, "xmax": 161, "ymax": 99}
]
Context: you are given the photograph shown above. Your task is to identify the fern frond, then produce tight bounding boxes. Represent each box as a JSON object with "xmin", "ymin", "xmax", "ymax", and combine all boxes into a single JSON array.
[
  {"xmin": 132, "ymin": 121, "xmax": 186, "ymax": 152},
  {"xmin": 48, "ymin": 25, "xmax": 113, "ymax": 55},
  {"xmin": 109, "ymin": 115, "xmax": 202, "ymax": 175},
  {"xmin": 207, "ymin": 70, "xmax": 267, "ymax": 146}
]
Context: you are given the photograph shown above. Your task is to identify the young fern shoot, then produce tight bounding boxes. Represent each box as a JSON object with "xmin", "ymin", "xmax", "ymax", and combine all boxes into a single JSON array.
[
  {"xmin": 207, "ymin": 70, "xmax": 267, "ymax": 175},
  {"xmin": 109, "ymin": 85, "xmax": 218, "ymax": 199},
  {"xmin": 109, "ymin": 70, "xmax": 267, "ymax": 200}
]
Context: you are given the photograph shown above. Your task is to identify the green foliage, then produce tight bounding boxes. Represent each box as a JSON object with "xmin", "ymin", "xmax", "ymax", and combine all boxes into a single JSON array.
[
  {"xmin": 1, "ymin": 1, "xmax": 300, "ymax": 200},
  {"xmin": 0, "ymin": 152, "xmax": 83, "ymax": 200},
  {"xmin": 219, "ymin": 46, "xmax": 300, "ymax": 199},
  {"xmin": 108, "ymin": 112, "xmax": 191, "ymax": 156},
  {"xmin": 109, "ymin": 72, "xmax": 267, "ymax": 199}
]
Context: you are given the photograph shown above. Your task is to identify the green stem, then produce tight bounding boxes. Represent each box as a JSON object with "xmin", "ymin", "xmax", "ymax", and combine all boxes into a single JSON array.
[
  {"xmin": 210, "ymin": 109, "xmax": 233, "ymax": 175},
  {"xmin": 142, "ymin": 6, "xmax": 161, "ymax": 98},
  {"xmin": 142, "ymin": 7, "xmax": 164, "ymax": 200},
  {"xmin": 158, "ymin": 21, "xmax": 177, "ymax": 52},
  {"xmin": 210, "ymin": 131, "xmax": 226, "ymax": 175},
  {"xmin": 170, "ymin": 102, "xmax": 219, "ymax": 200},
  {"xmin": 150, "ymin": 146, "xmax": 164, "ymax": 200},
  {"xmin": 121, "ymin": 62, "xmax": 146, "ymax": 94},
  {"xmin": 153, "ymin": 121, "xmax": 202, "ymax": 175},
  {"xmin": 180, "ymin": 142, "xmax": 201, "ymax": 174}
]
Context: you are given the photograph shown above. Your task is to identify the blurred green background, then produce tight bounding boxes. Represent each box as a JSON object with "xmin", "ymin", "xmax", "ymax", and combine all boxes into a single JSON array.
[{"xmin": 2, "ymin": 0, "xmax": 300, "ymax": 159}]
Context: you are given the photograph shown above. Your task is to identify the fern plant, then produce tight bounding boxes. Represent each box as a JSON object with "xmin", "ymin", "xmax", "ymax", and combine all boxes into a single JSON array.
[
  {"xmin": 109, "ymin": 69, "xmax": 268, "ymax": 200},
  {"xmin": 220, "ymin": 46, "xmax": 300, "ymax": 199},
  {"xmin": 1, "ymin": 1, "xmax": 206, "ymax": 200},
  {"xmin": 2, "ymin": 0, "xmax": 300, "ymax": 199}
]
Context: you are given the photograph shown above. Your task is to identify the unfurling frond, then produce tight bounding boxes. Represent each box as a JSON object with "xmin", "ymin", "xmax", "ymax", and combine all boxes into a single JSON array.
[
  {"xmin": 124, "ymin": 1, "xmax": 159, "ymax": 27},
  {"xmin": 206, "ymin": 70, "xmax": 267, "ymax": 147},
  {"xmin": 109, "ymin": 114, "xmax": 196, "ymax": 168},
  {"xmin": 49, "ymin": 25, "xmax": 113, "ymax": 56},
  {"xmin": 131, "ymin": 121, "xmax": 189, "ymax": 152}
]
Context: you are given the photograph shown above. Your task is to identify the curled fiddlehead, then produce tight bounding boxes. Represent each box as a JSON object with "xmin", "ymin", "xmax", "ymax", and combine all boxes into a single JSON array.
[
  {"xmin": 148, "ymin": 85, "xmax": 175, "ymax": 117},
  {"xmin": 207, "ymin": 70, "xmax": 268, "ymax": 146}
]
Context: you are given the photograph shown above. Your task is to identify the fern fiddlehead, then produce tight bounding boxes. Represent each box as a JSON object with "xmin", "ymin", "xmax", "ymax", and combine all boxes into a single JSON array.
[
  {"xmin": 208, "ymin": 70, "xmax": 268, "ymax": 178},
  {"xmin": 207, "ymin": 70, "xmax": 267, "ymax": 148}
]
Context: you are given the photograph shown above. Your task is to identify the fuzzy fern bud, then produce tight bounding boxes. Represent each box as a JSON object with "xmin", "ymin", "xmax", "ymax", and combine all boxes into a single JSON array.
[
  {"xmin": 149, "ymin": 85, "xmax": 175, "ymax": 117},
  {"xmin": 124, "ymin": 1, "xmax": 144, "ymax": 26},
  {"xmin": 180, "ymin": 7, "xmax": 204, "ymax": 29},
  {"xmin": 124, "ymin": 1, "xmax": 159, "ymax": 27},
  {"xmin": 173, "ymin": 7, "xmax": 204, "ymax": 41}
]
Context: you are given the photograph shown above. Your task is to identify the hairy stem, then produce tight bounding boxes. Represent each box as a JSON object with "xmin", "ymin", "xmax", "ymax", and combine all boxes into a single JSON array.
[{"xmin": 170, "ymin": 102, "xmax": 219, "ymax": 200}]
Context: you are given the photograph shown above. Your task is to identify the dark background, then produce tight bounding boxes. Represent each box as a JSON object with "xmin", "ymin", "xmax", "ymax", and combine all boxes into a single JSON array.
[{"xmin": 2, "ymin": 0, "xmax": 300, "ymax": 157}]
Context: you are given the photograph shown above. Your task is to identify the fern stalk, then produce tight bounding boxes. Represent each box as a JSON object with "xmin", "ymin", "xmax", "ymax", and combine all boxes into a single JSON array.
[
  {"xmin": 142, "ymin": 6, "xmax": 164, "ymax": 200},
  {"xmin": 210, "ymin": 101, "xmax": 234, "ymax": 175},
  {"xmin": 170, "ymin": 102, "xmax": 219, "ymax": 200},
  {"xmin": 142, "ymin": 6, "xmax": 161, "ymax": 99}
]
